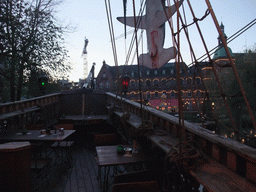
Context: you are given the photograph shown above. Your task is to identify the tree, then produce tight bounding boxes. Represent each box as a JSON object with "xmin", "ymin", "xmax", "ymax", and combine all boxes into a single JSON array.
[
  {"xmin": 204, "ymin": 47, "xmax": 256, "ymax": 139},
  {"xmin": 0, "ymin": 0, "xmax": 72, "ymax": 101}
]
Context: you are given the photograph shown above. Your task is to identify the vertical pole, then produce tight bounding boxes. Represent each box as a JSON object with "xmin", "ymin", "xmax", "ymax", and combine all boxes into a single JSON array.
[
  {"xmin": 132, "ymin": 0, "xmax": 144, "ymax": 122},
  {"xmin": 82, "ymin": 94, "xmax": 85, "ymax": 115}
]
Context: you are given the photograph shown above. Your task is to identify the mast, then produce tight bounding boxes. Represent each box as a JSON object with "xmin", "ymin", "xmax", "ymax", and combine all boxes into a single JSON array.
[{"xmin": 82, "ymin": 37, "xmax": 89, "ymax": 79}]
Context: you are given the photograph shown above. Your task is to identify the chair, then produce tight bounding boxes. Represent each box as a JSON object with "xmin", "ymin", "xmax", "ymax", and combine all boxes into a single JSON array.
[
  {"xmin": 30, "ymin": 142, "xmax": 51, "ymax": 181},
  {"xmin": 114, "ymin": 170, "xmax": 155, "ymax": 184},
  {"xmin": 93, "ymin": 133, "xmax": 119, "ymax": 180},
  {"xmin": 25, "ymin": 124, "xmax": 44, "ymax": 130},
  {"xmin": 112, "ymin": 181, "xmax": 160, "ymax": 192},
  {"xmin": 93, "ymin": 133, "xmax": 118, "ymax": 146},
  {"xmin": 50, "ymin": 124, "xmax": 74, "ymax": 166}
]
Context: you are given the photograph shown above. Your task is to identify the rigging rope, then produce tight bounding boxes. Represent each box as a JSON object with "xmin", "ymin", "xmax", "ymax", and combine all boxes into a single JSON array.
[
  {"xmin": 132, "ymin": 0, "xmax": 144, "ymax": 122},
  {"xmin": 104, "ymin": 0, "xmax": 118, "ymax": 67},
  {"xmin": 124, "ymin": 0, "xmax": 146, "ymax": 66},
  {"xmin": 164, "ymin": 0, "xmax": 209, "ymax": 126},
  {"xmin": 188, "ymin": 18, "xmax": 256, "ymax": 67},
  {"xmin": 205, "ymin": 0, "xmax": 256, "ymax": 134},
  {"xmin": 174, "ymin": 0, "xmax": 239, "ymax": 135}
]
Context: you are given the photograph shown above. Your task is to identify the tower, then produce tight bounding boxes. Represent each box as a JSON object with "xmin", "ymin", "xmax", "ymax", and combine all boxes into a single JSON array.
[
  {"xmin": 82, "ymin": 37, "xmax": 89, "ymax": 79},
  {"xmin": 213, "ymin": 22, "xmax": 235, "ymax": 67}
]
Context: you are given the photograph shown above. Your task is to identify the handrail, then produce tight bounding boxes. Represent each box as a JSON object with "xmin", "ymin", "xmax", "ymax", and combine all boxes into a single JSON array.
[
  {"xmin": 0, "ymin": 93, "xmax": 61, "ymax": 115},
  {"xmin": 106, "ymin": 91, "xmax": 256, "ymax": 162}
]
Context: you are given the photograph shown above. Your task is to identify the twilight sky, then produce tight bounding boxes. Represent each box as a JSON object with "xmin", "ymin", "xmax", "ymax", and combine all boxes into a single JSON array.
[{"xmin": 56, "ymin": 0, "xmax": 256, "ymax": 82}]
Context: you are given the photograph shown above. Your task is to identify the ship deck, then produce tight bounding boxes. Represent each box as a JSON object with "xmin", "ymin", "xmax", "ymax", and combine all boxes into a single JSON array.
[{"xmin": 32, "ymin": 141, "xmax": 102, "ymax": 192}]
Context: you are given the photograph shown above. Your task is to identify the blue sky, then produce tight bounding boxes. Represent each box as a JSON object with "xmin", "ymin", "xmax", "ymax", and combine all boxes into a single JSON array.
[{"xmin": 56, "ymin": 0, "xmax": 256, "ymax": 82}]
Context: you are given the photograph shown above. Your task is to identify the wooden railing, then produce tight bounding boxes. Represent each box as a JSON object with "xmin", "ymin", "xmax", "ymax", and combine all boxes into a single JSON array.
[
  {"xmin": 0, "ymin": 93, "xmax": 61, "ymax": 116},
  {"xmin": 0, "ymin": 93, "xmax": 61, "ymax": 131},
  {"xmin": 0, "ymin": 91, "xmax": 255, "ymax": 191},
  {"xmin": 106, "ymin": 92, "xmax": 256, "ymax": 190}
]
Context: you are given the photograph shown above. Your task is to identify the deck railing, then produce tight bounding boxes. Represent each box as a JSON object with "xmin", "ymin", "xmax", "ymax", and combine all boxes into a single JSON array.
[
  {"xmin": 106, "ymin": 91, "xmax": 256, "ymax": 186},
  {"xmin": 0, "ymin": 93, "xmax": 61, "ymax": 115},
  {"xmin": 0, "ymin": 93, "xmax": 61, "ymax": 132},
  {"xmin": 0, "ymin": 91, "xmax": 255, "ymax": 188}
]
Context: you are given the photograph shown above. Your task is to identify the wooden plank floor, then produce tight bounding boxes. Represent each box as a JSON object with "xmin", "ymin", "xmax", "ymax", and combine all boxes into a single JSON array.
[{"xmin": 31, "ymin": 142, "xmax": 102, "ymax": 192}]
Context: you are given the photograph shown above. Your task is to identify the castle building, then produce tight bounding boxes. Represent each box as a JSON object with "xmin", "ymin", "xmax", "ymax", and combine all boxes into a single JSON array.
[
  {"xmin": 96, "ymin": 23, "xmax": 253, "ymax": 113},
  {"xmin": 96, "ymin": 61, "xmax": 205, "ymax": 112}
]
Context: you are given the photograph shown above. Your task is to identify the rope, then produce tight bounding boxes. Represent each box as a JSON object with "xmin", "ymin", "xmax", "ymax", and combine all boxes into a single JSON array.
[
  {"xmin": 132, "ymin": 0, "xmax": 144, "ymax": 123},
  {"xmin": 104, "ymin": 0, "xmax": 118, "ymax": 67},
  {"xmin": 124, "ymin": 0, "xmax": 146, "ymax": 66},
  {"xmin": 205, "ymin": 0, "xmax": 256, "ymax": 133},
  {"xmin": 163, "ymin": 0, "xmax": 210, "ymax": 126},
  {"xmin": 174, "ymin": 9, "xmax": 210, "ymax": 36},
  {"xmin": 162, "ymin": 133, "xmax": 208, "ymax": 191},
  {"xmin": 188, "ymin": 18, "xmax": 256, "ymax": 67}
]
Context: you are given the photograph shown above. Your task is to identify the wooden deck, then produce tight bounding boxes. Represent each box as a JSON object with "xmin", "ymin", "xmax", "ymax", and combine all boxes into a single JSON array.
[{"xmin": 31, "ymin": 142, "xmax": 102, "ymax": 192}]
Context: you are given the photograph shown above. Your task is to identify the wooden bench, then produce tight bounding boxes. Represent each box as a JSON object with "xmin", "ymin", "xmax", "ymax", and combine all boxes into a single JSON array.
[
  {"xmin": 114, "ymin": 111, "xmax": 142, "ymax": 129},
  {"xmin": 0, "ymin": 106, "xmax": 40, "ymax": 120},
  {"xmin": 148, "ymin": 132, "xmax": 256, "ymax": 192}
]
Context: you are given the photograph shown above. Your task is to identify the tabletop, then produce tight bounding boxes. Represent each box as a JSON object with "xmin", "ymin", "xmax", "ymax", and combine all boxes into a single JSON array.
[
  {"xmin": 1, "ymin": 130, "xmax": 76, "ymax": 142},
  {"xmin": 60, "ymin": 115, "xmax": 108, "ymax": 121},
  {"xmin": 96, "ymin": 145, "xmax": 148, "ymax": 167}
]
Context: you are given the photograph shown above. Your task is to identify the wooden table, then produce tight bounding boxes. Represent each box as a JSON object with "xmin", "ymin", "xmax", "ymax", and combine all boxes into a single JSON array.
[
  {"xmin": 1, "ymin": 130, "xmax": 76, "ymax": 165},
  {"xmin": 1, "ymin": 130, "xmax": 76, "ymax": 142},
  {"xmin": 96, "ymin": 145, "xmax": 148, "ymax": 192},
  {"xmin": 59, "ymin": 115, "xmax": 108, "ymax": 125}
]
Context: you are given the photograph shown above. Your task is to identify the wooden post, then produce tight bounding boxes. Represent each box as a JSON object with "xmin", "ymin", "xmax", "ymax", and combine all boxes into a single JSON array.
[{"xmin": 82, "ymin": 93, "xmax": 85, "ymax": 115}]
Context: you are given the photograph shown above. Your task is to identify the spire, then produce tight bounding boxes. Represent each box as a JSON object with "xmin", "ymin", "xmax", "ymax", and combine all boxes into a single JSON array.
[
  {"xmin": 220, "ymin": 22, "xmax": 224, "ymax": 33},
  {"xmin": 218, "ymin": 22, "xmax": 227, "ymax": 46},
  {"xmin": 213, "ymin": 23, "xmax": 234, "ymax": 62}
]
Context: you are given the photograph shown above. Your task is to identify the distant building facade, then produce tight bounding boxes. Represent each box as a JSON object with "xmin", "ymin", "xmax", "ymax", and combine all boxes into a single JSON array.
[
  {"xmin": 96, "ymin": 23, "xmax": 255, "ymax": 113},
  {"xmin": 96, "ymin": 61, "xmax": 205, "ymax": 112}
]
